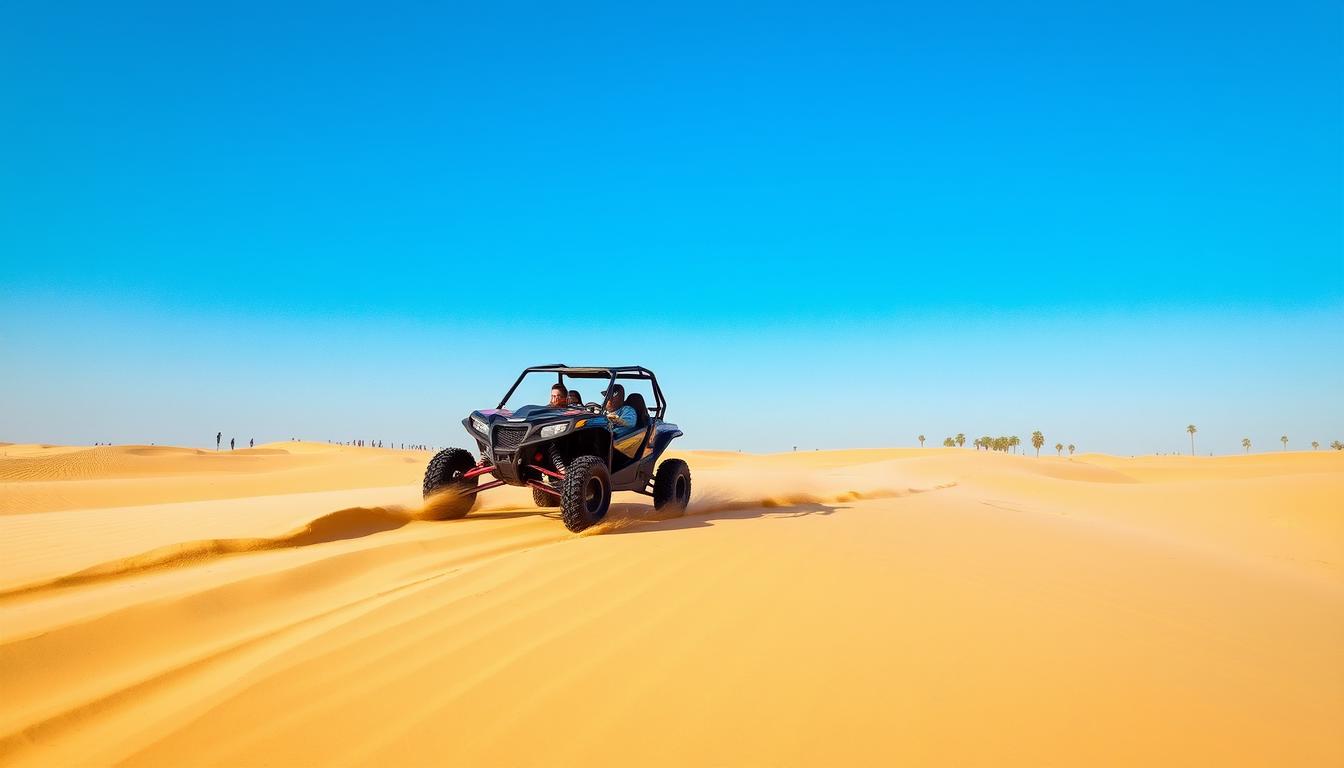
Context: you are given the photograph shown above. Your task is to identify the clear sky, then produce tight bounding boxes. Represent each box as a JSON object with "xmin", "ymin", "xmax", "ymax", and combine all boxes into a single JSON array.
[{"xmin": 2, "ymin": 1, "xmax": 1341, "ymax": 454}]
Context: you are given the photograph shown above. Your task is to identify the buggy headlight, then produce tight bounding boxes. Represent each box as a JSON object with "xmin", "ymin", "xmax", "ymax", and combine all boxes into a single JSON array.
[
  {"xmin": 472, "ymin": 418, "xmax": 488, "ymax": 434},
  {"xmin": 539, "ymin": 423, "xmax": 569, "ymax": 438}
]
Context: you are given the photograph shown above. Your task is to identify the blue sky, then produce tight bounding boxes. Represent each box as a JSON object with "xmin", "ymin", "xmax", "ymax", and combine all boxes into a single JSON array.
[{"xmin": 2, "ymin": 1, "xmax": 1341, "ymax": 454}]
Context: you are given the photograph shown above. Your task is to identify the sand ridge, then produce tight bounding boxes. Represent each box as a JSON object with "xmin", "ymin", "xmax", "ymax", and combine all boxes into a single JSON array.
[
  {"xmin": 0, "ymin": 442, "xmax": 431, "ymax": 515},
  {"xmin": 0, "ymin": 504, "xmax": 421, "ymax": 600},
  {"xmin": 0, "ymin": 445, "xmax": 1340, "ymax": 765}
]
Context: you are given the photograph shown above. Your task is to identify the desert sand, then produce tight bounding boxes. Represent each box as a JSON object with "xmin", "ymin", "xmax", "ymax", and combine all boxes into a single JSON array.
[{"xmin": 1, "ymin": 442, "xmax": 1340, "ymax": 766}]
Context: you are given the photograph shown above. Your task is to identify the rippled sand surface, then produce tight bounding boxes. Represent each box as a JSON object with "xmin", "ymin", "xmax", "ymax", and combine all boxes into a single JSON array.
[{"xmin": 1, "ymin": 443, "xmax": 1340, "ymax": 766}]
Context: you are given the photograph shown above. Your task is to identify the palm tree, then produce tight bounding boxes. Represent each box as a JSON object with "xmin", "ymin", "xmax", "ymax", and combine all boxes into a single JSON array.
[
  {"xmin": 1054, "ymin": 442, "xmax": 1063, "ymax": 456},
  {"xmin": 1241, "ymin": 437, "xmax": 1250, "ymax": 453},
  {"xmin": 1010, "ymin": 436, "xmax": 1020, "ymax": 454},
  {"xmin": 1031, "ymin": 431, "xmax": 1044, "ymax": 457},
  {"xmin": 1187, "ymin": 424, "xmax": 1197, "ymax": 455},
  {"xmin": 943, "ymin": 437, "xmax": 955, "ymax": 447},
  {"xmin": 918, "ymin": 435, "xmax": 925, "ymax": 448},
  {"xmin": 1067, "ymin": 444, "xmax": 1075, "ymax": 455},
  {"xmin": 1312, "ymin": 441, "xmax": 1319, "ymax": 451},
  {"xmin": 955, "ymin": 433, "xmax": 966, "ymax": 448},
  {"xmin": 1280, "ymin": 435, "xmax": 1288, "ymax": 451},
  {"xmin": 980, "ymin": 435, "xmax": 992, "ymax": 452},
  {"xmin": 1332, "ymin": 440, "xmax": 1344, "ymax": 451}
]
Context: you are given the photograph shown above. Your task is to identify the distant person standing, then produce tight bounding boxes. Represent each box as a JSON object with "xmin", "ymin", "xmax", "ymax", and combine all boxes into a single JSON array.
[
  {"xmin": 230, "ymin": 438, "xmax": 235, "ymax": 450},
  {"xmin": 216, "ymin": 432, "xmax": 221, "ymax": 451},
  {"xmin": 249, "ymin": 438, "xmax": 254, "ymax": 448}
]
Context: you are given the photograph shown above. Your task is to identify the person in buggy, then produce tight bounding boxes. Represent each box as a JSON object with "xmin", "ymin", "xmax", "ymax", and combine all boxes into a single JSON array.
[
  {"xmin": 547, "ymin": 383, "xmax": 568, "ymax": 408},
  {"xmin": 603, "ymin": 383, "xmax": 640, "ymax": 436}
]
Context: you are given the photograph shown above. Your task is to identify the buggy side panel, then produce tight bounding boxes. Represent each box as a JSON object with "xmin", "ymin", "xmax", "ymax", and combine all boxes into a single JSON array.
[
  {"xmin": 610, "ymin": 422, "xmax": 681, "ymax": 492},
  {"xmin": 614, "ymin": 429, "xmax": 644, "ymax": 458},
  {"xmin": 647, "ymin": 423, "xmax": 683, "ymax": 464}
]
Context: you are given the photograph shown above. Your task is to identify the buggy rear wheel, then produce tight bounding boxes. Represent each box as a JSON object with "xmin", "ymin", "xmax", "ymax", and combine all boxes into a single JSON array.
[
  {"xmin": 653, "ymin": 458, "xmax": 692, "ymax": 514},
  {"xmin": 532, "ymin": 479, "xmax": 560, "ymax": 508},
  {"xmin": 422, "ymin": 448, "xmax": 479, "ymax": 519},
  {"xmin": 560, "ymin": 455, "xmax": 610, "ymax": 532}
]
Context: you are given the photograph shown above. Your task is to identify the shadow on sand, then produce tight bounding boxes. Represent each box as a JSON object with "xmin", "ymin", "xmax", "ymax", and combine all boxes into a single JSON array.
[
  {"xmin": 6, "ymin": 486, "xmax": 949, "ymax": 600},
  {"xmin": 461, "ymin": 501, "xmax": 843, "ymax": 534},
  {"xmin": 582, "ymin": 499, "xmax": 844, "ymax": 536},
  {"xmin": 464, "ymin": 508, "xmax": 561, "ymax": 522},
  {"xmin": 578, "ymin": 482, "xmax": 956, "ymax": 536}
]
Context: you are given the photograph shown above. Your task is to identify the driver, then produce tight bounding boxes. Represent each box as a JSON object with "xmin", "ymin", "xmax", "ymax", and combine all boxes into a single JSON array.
[
  {"xmin": 604, "ymin": 384, "xmax": 638, "ymax": 434},
  {"xmin": 548, "ymin": 383, "xmax": 568, "ymax": 408}
]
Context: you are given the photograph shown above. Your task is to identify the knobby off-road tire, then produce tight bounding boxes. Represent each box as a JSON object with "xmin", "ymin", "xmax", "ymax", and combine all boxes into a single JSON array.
[
  {"xmin": 653, "ymin": 458, "xmax": 692, "ymax": 514},
  {"xmin": 422, "ymin": 447, "xmax": 479, "ymax": 519},
  {"xmin": 532, "ymin": 480, "xmax": 560, "ymax": 508},
  {"xmin": 560, "ymin": 455, "xmax": 611, "ymax": 532}
]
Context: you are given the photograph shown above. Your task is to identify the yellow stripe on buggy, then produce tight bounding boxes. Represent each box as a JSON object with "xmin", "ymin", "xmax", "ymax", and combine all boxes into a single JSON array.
[{"xmin": 614, "ymin": 428, "xmax": 646, "ymax": 459}]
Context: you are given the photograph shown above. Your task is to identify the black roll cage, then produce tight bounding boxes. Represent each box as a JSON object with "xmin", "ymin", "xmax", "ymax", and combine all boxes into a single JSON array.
[{"xmin": 497, "ymin": 364, "xmax": 668, "ymax": 420}]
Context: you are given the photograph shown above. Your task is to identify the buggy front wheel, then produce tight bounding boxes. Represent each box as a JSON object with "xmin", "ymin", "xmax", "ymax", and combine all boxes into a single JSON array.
[
  {"xmin": 422, "ymin": 448, "xmax": 479, "ymax": 519},
  {"xmin": 560, "ymin": 456, "xmax": 610, "ymax": 532}
]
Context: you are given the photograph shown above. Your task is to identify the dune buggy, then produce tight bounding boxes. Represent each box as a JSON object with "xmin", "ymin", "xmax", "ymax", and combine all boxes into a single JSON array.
[{"xmin": 422, "ymin": 365, "xmax": 691, "ymax": 532}]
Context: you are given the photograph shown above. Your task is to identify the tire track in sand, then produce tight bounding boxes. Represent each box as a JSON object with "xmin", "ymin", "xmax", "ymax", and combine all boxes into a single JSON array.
[{"xmin": 0, "ymin": 490, "xmax": 490, "ymax": 601}]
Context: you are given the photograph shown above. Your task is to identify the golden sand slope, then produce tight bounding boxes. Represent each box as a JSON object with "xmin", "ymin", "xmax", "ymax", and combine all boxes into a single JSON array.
[
  {"xmin": 0, "ymin": 442, "xmax": 428, "ymax": 515},
  {"xmin": 0, "ymin": 446, "xmax": 1340, "ymax": 766}
]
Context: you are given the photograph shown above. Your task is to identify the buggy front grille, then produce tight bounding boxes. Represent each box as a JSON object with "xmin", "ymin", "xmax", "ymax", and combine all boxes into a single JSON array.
[{"xmin": 493, "ymin": 426, "xmax": 527, "ymax": 451}]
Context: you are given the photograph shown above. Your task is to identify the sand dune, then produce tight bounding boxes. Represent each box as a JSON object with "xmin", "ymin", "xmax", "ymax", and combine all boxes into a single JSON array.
[
  {"xmin": 0, "ymin": 445, "xmax": 1340, "ymax": 765},
  {"xmin": 0, "ymin": 442, "xmax": 429, "ymax": 515}
]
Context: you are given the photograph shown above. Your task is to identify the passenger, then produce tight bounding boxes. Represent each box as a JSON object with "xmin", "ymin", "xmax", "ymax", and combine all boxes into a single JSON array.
[
  {"xmin": 548, "ymin": 383, "xmax": 568, "ymax": 408},
  {"xmin": 604, "ymin": 384, "xmax": 638, "ymax": 434},
  {"xmin": 568, "ymin": 389, "xmax": 582, "ymax": 407}
]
